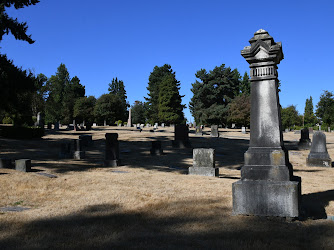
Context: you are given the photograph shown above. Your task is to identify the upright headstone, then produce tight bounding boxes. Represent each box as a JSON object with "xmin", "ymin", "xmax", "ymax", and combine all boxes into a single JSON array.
[
  {"xmin": 161, "ymin": 123, "xmax": 165, "ymax": 128},
  {"xmin": 189, "ymin": 148, "xmax": 218, "ymax": 177},
  {"xmin": 195, "ymin": 126, "xmax": 203, "ymax": 136},
  {"xmin": 54, "ymin": 122, "xmax": 59, "ymax": 130},
  {"xmin": 73, "ymin": 120, "xmax": 77, "ymax": 131},
  {"xmin": 172, "ymin": 124, "xmax": 191, "ymax": 148},
  {"xmin": 298, "ymin": 128, "xmax": 311, "ymax": 150},
  {"xmin": 104, "ymin": 120, "xmax": 107, "ymax": 126},
  {"xmin": 328, "ymin": 127, "xmax": 331, "ymax": 133},
  {"xmin": 231, "ymin": 123, "xmax": 236, "ymax": 129},
  {"xmin": 59, "ymin": 142, "xmax": 72, "ymax": 159},
  {"xmin": 211, "ymin": 125, "xmax": 219, "ymax": 137},
  {"xmin": 104, "ymin": 133, "xmax": 120, "ymax": 167},
  {"xmin": 309, "ymin": 127, "xmax": 314, "ymax": 134},
  {"xmin": 15, "ymin": 159, "xmax": 31, "ymax": 172},
  {"xmin": 0, "ymin": 158, "xmax": 12, "ymax": 169},
  {"xmin": 47, "ymin": 123, "xmax": 52, "ymax": 129},
  {"xmin": 232, "ymin": 29, "xmax": 301, "ymax": 218},
  {"xmin": 73, "ymin": 139, "xmax": 85, "ymax": 160},
  {"xmin": 79, "ymin": 134, "xmax": 93, "ymax": 147},
  {"xmin": 306, "ymin": 131, "xmax": 332, "ymax": 167},
  {"xmin": 127, "ymin": 108, "xmax": 132, "ymax": 127},
  {"xmin": 150, "ymin": 141, "xmax": 164, "ymax": 155},
  {"xmin": 36, "ymin": 112, "xmax": 44, "ymax": 128},
  {"xmin": 241, "ymin": 126, "xmax": 246, "ymax": 134},
  {"xmin": 93, "ymin": 123, "xmax": 97, "ymax": 127}
]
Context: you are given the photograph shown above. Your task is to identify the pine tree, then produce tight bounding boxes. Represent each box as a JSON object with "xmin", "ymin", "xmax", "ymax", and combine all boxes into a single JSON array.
[
  {"xmin": 74, "ymin": 96, "xmax": 96, "ymax": 124},
  {"xmin": 240, "ymin": 72, "xmax": 251, "ymax": 95},
  {"xmin": 94, "ymin": 94, "xmax": 121, "ymax": 125},
  {"xmin": 108, "ymin": 77, "xmax": 129, "ymax": 122},
  {"xmin": 304, "ymin": 96, "xmax": 316, "ymax": 127},
  {"xmin": 316, "ymin": 91, "xmax": 334, "ymax": 127},
  {"xmin": 158, "ymin": 75, "xmax": 185, "ymax": 124},
  {"xmin": 131, "ymin": 101, "xmax": 146, "ymax": 124},
  {"xmin": 0, "ymin": 0, "xmax": 40, "ymax": 44}
]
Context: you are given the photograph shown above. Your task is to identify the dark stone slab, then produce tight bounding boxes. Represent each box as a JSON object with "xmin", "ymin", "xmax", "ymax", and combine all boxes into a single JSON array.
[
  {"xmin": 104, "ymin": 133, "xmax": 120, "ymax": 167},
  {"xmin": 59, "ymin": 142, "xmax": 72, "ymax": 159},
  {"xmin": 298, "ymin": 128, "xmax": 311, "ymax": 150},
  {"xmin": 0, "ymin": 158, "xmax": 13, "ymax": 169},
  {"xmin": 0, "ymin": 206, "xmax": 31, "ymax": 212},
  {"xmin": 233, "ymin": 179, "xmax": 301, "ymax": 217},
  {"xmin": 36, "ymin": 172, "xmax": 58, "ymax": 178},
  {"xmin": 79, "ymin": 135, "xmax": 93, "ymax": 147},
  {"xmin": 15, "ymin": 159, "xmax": 31, "ymax": 172},
  {"xmin": 174, "ymin": 124, "xmax": 189, "ymax": 141}
]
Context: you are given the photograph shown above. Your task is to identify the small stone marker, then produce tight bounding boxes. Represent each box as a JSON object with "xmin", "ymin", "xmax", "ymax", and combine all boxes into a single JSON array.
[
  {"xmin": 0, "ymin": 158, "xmax": 13, "ymax": 169},
  {"xmin": 15, "ymin": 159, "xmax": 31, "ymax": 172},
  {"xmin": 54, "ymin": 122, "xmax": 59, "ymax": 130},
  {"xmin": 232, "ymin": 29, "xmax": 301, "ymax": 218},
  {"xmin": 306, "ymin": 131, "xmax": 332, "ymax": 167},
  {"xmin": 298, "ymin": 128, "xmax": 311, "ymax": 150},
  {"xmin": 105, "ymin": 133, "xmax": 120, "ymax": 167},
  {"xmin": 172, "ymin": 124, "xmax": 191, "ymax": 148},
  {"xmin": 93, "ymin": 123, "xmax": 97, "ymax": 127},
  {"xmin": 35, "ymin": 112, "xmax": 44, "ymax": 128},
  {"xmin": 47, "ymin": 123, "xmax": 52, "ymax": 129},
  {"xmin": 309, "ymin": 127, "xmax": 314, "ymax": 133},
  {"xmin": 241, "ymin": 126, "xmax": 246, "ymax": 134},
  {"xmin": 231, "ymin": 123, "xmax": 236, "ymax": 129},
  {"xmin": 161, "ymin": 123, "xmax": 165, "ymax": 128},
  {"xmin": 189, "ymin": 148, "xmax": 218, "ymax": 177},
  {"xmin": 285, "ymin": 128, "xmax": 289, "ymax": 133},
  {"xmin": 150, "ymin": 141, "xmax": 164, "ymax": 155},
  {"xmin": 73, "ymin": 139, "xmax": 85, "ymax": 160},
  {"xmin": 195, "ymin": 126, "xmax": 203, "ymax": 136},
  {"xmin": 127, "ymin": 108, "xmax": 132, "ymax": 127},
  {"xmin": 211, "ymin": 125, "xmax": 219, "ymax": 137},
  {"xmin": 59, "ymin": 142, "xmax": 72, "ymax": 159},
  {"xmin": 328, "ymin": 127, "xmax": 331, "ymax": 133},
  {"xmin": 0, "ymin": 207, "xmax": 31, "ymax": 212}
]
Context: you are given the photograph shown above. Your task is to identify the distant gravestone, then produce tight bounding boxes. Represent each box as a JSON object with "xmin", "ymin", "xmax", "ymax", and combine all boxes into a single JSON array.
[
  {"xmin": 104, "ymin": 133, "xmax": 120, "ymax": 167},
  {"xmin": 285, "ymin": 128, "xmax": 289, "ymax": 133},
  {"xmin": 127, "ymin": 108, "xmax": 132, "ymax": 127},
  {"xmin": 59, "ymin": 142, "xmax": 72, "ymax": 159},
  {"xmin": 0, "ymin": 158, "xmax": 12, "ymax": 169},
  {"xmin": 211, "ymin": 125, "xmax": 219, "ymax": 137},
  {"xmin": 298, "ymin": 128, "xmax": 311, "ymax": 150},
  {"xmin": 54, "ymin": 122, "xmax": 59, "ymax": 130},
  {"xmin": 232, "ymin": 29, "xmax": 301, "ymax": 218},
  {"xmin": 231, "ymin": 123, "xmax": 236, "ymax": 129},
  {"xmin": 307, "ymin": 131, "xmax": 332, "ymax": 167},
  {"xmin": 189, "ymin": 148, "xmax": 218, "ymax": 176},
  {"xmin": 104, "ymin": 120, "xmax": 107, "ymax": 126},
  {"xmin": 195, "ymin": 126, "xmax": 203, "ymax": 136},
  {"xmin": 15, "ymin": 159, "xmax": 31, "ymax": 172},
  {"xmin": 73, "ymin": 139, "xmax": 85, "ymax": 160},
  {"xmin": 47, "ymin": 123, "xmax": 52, "ymax": 129},
  {"xmin": 172, "ymin": 124, "xmax": 191, "ymax": 148},
  {"xmin": 150, "ymin": 141, "xmax": 164, "ymax": 155},
  {"xmin": 36, "ymin": 112, "xmax": 44, "ymax": 128},
  {"xmin": 241, "ymin": 126, "xmax": 246, "ymax": 134},
  {"xmin": 309, "ymin": 127, "xmax": 314, "ymax": 133},
  {"xmin": 93, "ymin": 123, "xmax": 97, "ymax": 127},
  {"xmin": 328, "ymin": 127, "xmax": 331, "ymax": 133},
  {"xmin": 161, "ymin": 123, "xmax": 165, "ymax": 128}
]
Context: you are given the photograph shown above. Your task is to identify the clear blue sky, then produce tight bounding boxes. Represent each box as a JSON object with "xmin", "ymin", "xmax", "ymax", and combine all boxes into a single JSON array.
[{"xmin": 1, "ymin": 0, "xmax": 333, "ymax": 122}]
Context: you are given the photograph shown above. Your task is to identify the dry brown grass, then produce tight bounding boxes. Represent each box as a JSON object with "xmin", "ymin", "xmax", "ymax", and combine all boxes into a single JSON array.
[{"xmin": 1, "ymin": 126, "xmax": 334, "ymax": 249}]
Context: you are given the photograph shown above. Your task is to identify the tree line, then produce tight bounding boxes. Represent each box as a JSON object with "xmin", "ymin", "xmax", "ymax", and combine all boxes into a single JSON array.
[{"xmin": 1, "ymin": 1, "xmax": 334, "ymax": 130}]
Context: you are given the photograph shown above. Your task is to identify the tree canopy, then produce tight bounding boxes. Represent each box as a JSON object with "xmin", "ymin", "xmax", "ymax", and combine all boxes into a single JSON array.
[
  {"xmin": 108, "ymin": 77, "xmax": 129, "ymax": 122},
  {"xmin": 281, "ymin": 105, "xmax": 302, "ymax": 129},
  {"xmin": 316, "ymin": 91, "xmax": 334, "ymax": 127},
  {"xmin": 131, "ymin": 101, "xmax": 146, "ymax": 125},
  {"xmin": 304, "ymin": 96, "xmax": 316, "ymax": 127}
]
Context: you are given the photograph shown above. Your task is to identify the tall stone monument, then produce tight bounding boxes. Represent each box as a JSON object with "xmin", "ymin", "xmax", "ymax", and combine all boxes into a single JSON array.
[{"xmin": 232, "ymin": 29, "xmax": 301, "ymax": 217}]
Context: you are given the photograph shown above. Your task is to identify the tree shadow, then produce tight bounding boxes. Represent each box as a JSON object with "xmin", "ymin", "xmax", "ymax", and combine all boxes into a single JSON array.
[{"xmin": 0, "ymin": 199, "xmax": 333, "ymax": 249}]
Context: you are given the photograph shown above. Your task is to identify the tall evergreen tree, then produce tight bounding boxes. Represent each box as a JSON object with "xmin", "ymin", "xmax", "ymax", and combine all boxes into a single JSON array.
[
  {"xmin": 0, "ymin": 0, "xmax": 39, "ymax": 44},
  {"xmin": 131, "ymin": 101, "xmax": 146, "ymax": 124},
  {"xmin": 240, "ymin": 72, "xmax": 251, "ymax": 95},
  {"xmin": 108, "ymin": 77, "xmax": 129, "ymax": 122},
  {"xmin": 228, "ymin": 93, "xmax": 251, "ymax": 127},
  {"xmin": 316, "ymin": 91, "xmax": 334, "ymax": 127},
  {"xmin": 158, "ymin": 74, "xmax": 185, "ymax": 124},
  {"xmin": 74, "ymin": 96, "xmax": 96, "ymax": 124},
  {"xmin": 304, "ymin": 96, "xmax": 316, "ymax": 127},
  {"xmin": 145, "ymin": 64, "xmax": 177, "ymax": 123},
  {"xmin": 189, "ymin": 64, "xmax": 241, "ymax": 125},
  {"xmin": 94, "ymin": 94, "xmax": 121, "ymax": 125}
]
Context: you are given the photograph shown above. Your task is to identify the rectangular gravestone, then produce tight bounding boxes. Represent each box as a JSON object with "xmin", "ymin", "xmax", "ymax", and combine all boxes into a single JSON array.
[
  {"xmin": 0, "ymin": 158, "xmax": 13, "ymax": 169},
  {"xmin": 195, "ymin": 126, "xmax": 203, "ymax": 136},
  {"xmin": 189, "ymin": 148, "xmax": 218, "ymax": 176},
  {"xmin": 79, "ymin": 135, "xmax": 93, "ymax": 147},
  {"xmin": 59, "ymin": 142, "xmax": 72, "ymax": 159},
  {"xmin": 242, "ymin": 127, "xmax": 246, "ymax": 134},
  {"xmin": 73, "ymin": 139, "xmax": 85, "ymax": 160},
  {"xmin": 15, "ymin": 159, "xmax": 31, "ymax": 172},
  {"xmin": 211, "ymin": 125, "xmax": 219, "ymax": 137},
  {"xmin": 172, "ymin": 124, "xmax": 191, "ymax": 148},
  {"xmin": 104, "ymin": 133, "xmax": 120, "ymax": 166},
  {"xmin": 150, "ymin": 141, "xmax": 163, "ymax": 155}
]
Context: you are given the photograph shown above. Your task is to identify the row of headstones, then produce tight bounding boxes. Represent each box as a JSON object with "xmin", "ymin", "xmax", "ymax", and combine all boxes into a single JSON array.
[
  {"xmin": 59, "ymin": 135, "xmax": 93, "ymax": 160},
  {"xmin": 195, "ymin": 125, "xmax": 248, "ymax": 137},
  {"xmin": 0, "ymin": 159, "xmax": 32, "ymax": 172}
]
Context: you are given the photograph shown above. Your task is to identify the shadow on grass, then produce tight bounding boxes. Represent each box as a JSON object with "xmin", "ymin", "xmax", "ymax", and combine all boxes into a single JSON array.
[
  {"xmin": 302, "ymin": 190, "xmax": 334, "ymax": 220},
  {"xmin": 0, "ymin": 199, "xmax": 333, "ymax": 249}
]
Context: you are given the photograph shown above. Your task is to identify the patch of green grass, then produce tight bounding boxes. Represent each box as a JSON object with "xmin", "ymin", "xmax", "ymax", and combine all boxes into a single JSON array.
[{"xmin": 12, "ymin": 200, "xmax": 24, "ymax": 206}]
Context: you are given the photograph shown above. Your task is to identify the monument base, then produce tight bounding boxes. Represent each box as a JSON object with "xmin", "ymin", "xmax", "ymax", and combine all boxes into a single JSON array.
[
  {"xmin": 306, "ymin": 157, "xmax": 332, "ymax": 167},
  {"xmin": 104, "ymin": 159, "xmax": 120, "ymax": 167},
  {"xmin": 73, "ymin": 151, "xmax": 85, "ymax": 160},
  {"xmin": 298, "ymin": 139, "xmax": 311, "ymax": 150},
  {"xmin": 232, "ymin": 178, "xmax": 301, "ymax": 217},
  {"xmin": 188, "ymin": 167, "xmax": 219, "ymax": 177},
  {"xmin": 172, "ymin": 140, "xmax": 192, "ymax": 149}
]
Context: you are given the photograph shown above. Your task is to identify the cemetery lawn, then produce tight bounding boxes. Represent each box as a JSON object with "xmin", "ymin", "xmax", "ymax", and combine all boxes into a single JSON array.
[{"xmin": 1, "ymin": 126, "xmax": 334, "ymax": 249}]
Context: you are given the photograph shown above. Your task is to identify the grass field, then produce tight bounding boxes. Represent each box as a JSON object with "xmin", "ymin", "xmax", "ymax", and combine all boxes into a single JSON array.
[{"xmin": 1, "ymin": 126, "xmax": 334, "ymax": 249}]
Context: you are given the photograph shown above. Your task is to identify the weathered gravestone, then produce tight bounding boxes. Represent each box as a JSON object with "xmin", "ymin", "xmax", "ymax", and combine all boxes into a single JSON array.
[
  {"xmin": 59, "ymin": 142, "xmax": 72, "ymax": 159},
  {"xmin": 54, "ymin": 122, "xmax": 59, "ymax": 130},
  {"xmin": 306, "ymin": 131, "xmax": 332, "ymax": 167},
  {"xmin": 150, "ymin": 141, "xmax": 164, "ymax": 155},
  {"xmin": 232, "ymin": 29, "xmax": 301, "ymax": 218},
  {"xmin": 172, "ymin": 124, "xmax": 191, "ymax": 148},
  {"xmin": 161, "ymin": 123, "xmax": 165, "ymax": 128},
  {"xmin": 15, "ymin": 159, "xmax": 31, "ymax": 172},
  {"xmin": 73, "ymin": 139, "xmax": 85, "ymax": 160},
  {"xmin": 298, "ymin": 128, "xmax": 311, "ymax": 150},
  {"xmin": 231, "ymin": 123, "xmax": 236, "ymax": 129},
  {"xmin": 189, "ymin": 148, "xmax": 218, "ymax": 177},
  {"xmin": 127, "ymin": 108, "xmax": 132, "ymax": 127},
  {"xmin": 195, "ymin": 126, "xmax": 203, "ymax": 136},
  {"xmin": 309, "ymin": 127, "xmax": 314, "ymax": 134},
  {"xmin": 105, "ymin": 133, "xmax": 120, "ymax": 167},
  {"xmin": 242, "ymin": 126, "xmax": 247, "ymax": 134},
  {"xmin": 211, "ymin": 125, "xmax": 219, "ymax": 137},
  {"xmin": 35, "ymin": 112, "xmax": 44, "ymax": 128},
  {"xmin": 0, "ymin": 158, "xmax": 12, "ymax": 169},
  {"xmin": 328, "ymin": 127, "xmax": 331, "ymax": 133}
]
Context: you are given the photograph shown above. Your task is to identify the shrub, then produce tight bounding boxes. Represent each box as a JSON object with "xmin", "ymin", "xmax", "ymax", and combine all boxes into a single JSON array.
[{"xmin": 2, "ymin": 117, "xmax": 13, "ymax": 124}]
